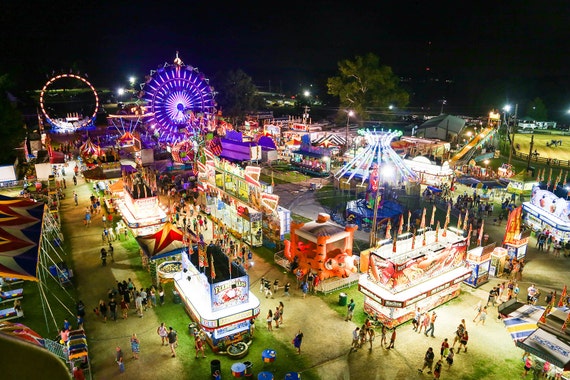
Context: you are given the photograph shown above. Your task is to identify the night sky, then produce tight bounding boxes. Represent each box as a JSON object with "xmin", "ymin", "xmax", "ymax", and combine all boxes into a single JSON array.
[{"xmin": 2, "ymin": 1, "xmax": 570, "ymax": 117}]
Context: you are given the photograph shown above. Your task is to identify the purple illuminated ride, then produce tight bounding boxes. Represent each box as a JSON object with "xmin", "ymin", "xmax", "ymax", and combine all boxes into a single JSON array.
[{"xmin": 139, "ymin": 52, "xmax": 216, "ymax": 145}]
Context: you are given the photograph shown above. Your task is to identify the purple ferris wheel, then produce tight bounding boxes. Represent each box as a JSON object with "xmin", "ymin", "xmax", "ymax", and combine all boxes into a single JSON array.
[{"xmin": 140, "ymin": 52, "xmax": 216, "ymax": 143}]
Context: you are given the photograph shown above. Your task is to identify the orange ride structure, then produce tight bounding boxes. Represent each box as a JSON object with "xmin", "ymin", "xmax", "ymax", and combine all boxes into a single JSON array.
[{"xmin": 283, "ymin": 213, "xmax": 359, "ymax": 280}]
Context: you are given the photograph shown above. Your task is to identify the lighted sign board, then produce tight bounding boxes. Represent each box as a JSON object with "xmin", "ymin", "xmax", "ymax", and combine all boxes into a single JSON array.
[{"xmin": 211, "ymin": 276, "xmax": 250, "ymax": 312}]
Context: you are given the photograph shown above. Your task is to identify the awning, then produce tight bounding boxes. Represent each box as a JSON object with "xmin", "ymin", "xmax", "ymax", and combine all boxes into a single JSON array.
[
  {"xmin": 516, "ymin": 328, "xmax": 570, "ymax": 370},
  {"xmin": 427, "ymin": 186, "xmax": 442, "ymax": 193},
  {"xmin": 502, "ymin": 302, "xmax": 544, "ymax": 342}
]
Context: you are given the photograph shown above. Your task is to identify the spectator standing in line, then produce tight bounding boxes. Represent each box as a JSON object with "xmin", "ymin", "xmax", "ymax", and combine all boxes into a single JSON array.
[
  {"xmin": 167, "ymin": 327, "xmax": 178, "ymax": 357},
  {"xmin": 345, "ymin": 298, "xmax": 355, "ymax": 321},
  {"xmin": 418, "ymin": 347, "xmax": 435, "ymax": 374}
]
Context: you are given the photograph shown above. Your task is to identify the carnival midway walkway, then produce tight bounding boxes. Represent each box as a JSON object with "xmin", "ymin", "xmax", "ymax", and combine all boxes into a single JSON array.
[{"xmin": 58, "ymin": 167, "xmax": 570, "ymax": 380}]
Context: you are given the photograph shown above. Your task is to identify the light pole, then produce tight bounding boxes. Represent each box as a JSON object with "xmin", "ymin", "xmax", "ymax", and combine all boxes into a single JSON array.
[
  {"xmin": 345, "ymin": 110, "xmax": 354, "ymax": 151},
  {"xmin": 505, "ymin": 104, "xmax": 518, "ymax": 164}
]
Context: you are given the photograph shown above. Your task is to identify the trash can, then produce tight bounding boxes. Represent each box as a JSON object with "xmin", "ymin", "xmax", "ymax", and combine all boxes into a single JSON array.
[
  {"xmin": 338, "ymin": 292, "xmax": 347, "ymax": 306},
  {"xmin": 211, "ymin": 359, "xmax": 221, "ymax": 379},
  {"xmin": 243, "ymin": 361, "xmax": 253, "ymax": 377},
  {"xmin": 172, "ymin": 290, "xmax": 181, "ymax": 304}
]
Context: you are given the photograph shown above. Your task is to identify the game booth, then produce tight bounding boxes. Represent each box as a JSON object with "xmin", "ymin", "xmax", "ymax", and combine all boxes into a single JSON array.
[
  {"xmin": 115, "ymin": 171, "xmax": 167, "ymax": 237},
  {"xmin": 523, "ymin": 186, "xmax": 570, "ymax": 243},
  {"xmin": 173, "ymin": 242, "xmax": 260, "ymax": 353},
  {"xmin": 358, "ymin": 226, "xmax": 471, "ymax": 328}
]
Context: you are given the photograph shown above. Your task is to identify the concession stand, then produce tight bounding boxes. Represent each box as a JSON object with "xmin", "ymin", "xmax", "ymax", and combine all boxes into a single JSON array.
[
  {"xmin": 359, "ymin": 228, "xmax": 471, "ymax": 328},
  {"xmin": 173, "ymin": 244, "xmax": 260, "ymax": 352}
]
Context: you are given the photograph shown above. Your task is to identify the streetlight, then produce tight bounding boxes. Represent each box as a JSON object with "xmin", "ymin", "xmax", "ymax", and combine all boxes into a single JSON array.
[
  {"xmin": 129, "ymin": 76, "xmax": 136, "ymax": 86},
  {"xmin": 345, "ymin": 110, "xmax": 354, "ymax": 151}
]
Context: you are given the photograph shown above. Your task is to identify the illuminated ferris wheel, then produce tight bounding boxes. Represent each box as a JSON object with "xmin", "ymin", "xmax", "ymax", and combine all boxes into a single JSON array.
[
  {"xmin": 39, "ymin": 73, "xmax": 99, "ymax": 131},
  {"xmin": 140, "ymin": 52, "xmax": 216, "ymax": 141}
]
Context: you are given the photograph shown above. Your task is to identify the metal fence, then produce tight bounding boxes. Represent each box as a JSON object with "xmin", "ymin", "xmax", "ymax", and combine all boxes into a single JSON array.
[{"xmin": 316, "ymin": 272, "xmax": 360, "ymax": 294}]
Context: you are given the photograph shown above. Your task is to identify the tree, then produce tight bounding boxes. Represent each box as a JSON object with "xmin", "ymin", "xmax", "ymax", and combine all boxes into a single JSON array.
[
  {"xmin": 525, "ymin": 97, "xmax": 548, "ymax": 121},
  {"xmin": 0, "ymin": 74, "xmax": 25, "ymax": 164},
  {"xmin": 213, "ymin": 69, "xmax": 264, "ymax": 125},
  {"xmin": 327, "ymin": 53, "xmax": 409, "ymax": 121}
]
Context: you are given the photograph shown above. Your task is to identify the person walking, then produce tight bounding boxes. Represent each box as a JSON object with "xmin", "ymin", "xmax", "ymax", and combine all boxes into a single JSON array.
[
  {"xmin": 157, "ymin": 322, "xmax": 168, "ymax": 346},
  {"xmin": 293, "ymin": 329, "xmax": 304, "ymax": 354},
  {"xmin": 425, "ymin": 311, "xmax": 437, "ymax": 337},
  {"xmin": 283, "ymin": 282, "xmax": 291, "ymax": 297},
  {"xmin": 446, "ymin": 347, "xmax": 455, "ymax": 368},
  {"xmin": 194, "ymin": 335, "xmax": 206, "ymax": 359},
  {"xmin": 458, "ymin": 329, "xmax": 469, "ymax": 353},
  {"xmin": 475, "ymin": 306, "xmax": 487, "ymax": 326},
  {"xmin": 387, "ymin": 328, "xmax": 396, "ymax": 349},
  {"xmin": 266, "ymin": 309, "xmax": 273, "ymax": 331},
  {"xmin": 108, "ymin": 297, "xmax": 117, "ymax": 321},
  {"xmin": 108, "ymin": 243, "xmax": 114, "ymax": 262},
  {"xmin": 98, "ymin": 300, "xmax": 108, "ymax": 323},
  {"xmin": 115, "ymin": 346, "xmax": 125, "ymax": 373},
  {"xmin": 73, "ymin": 191, "xmax": 78, "ymax": 206},
  {"xmin": 345, "ymin": 298, "xmax": 355, "ymax": 321},
  {"xmin": 130, "ymin": 333, "xmax": 140, "ymax": 360},
  {"xmin": 167, "ymin": 327, "xmax": 178, "ymax": 357},
  {"xmin": 120, "ymin": 296, "xmax": 129, "ymax": 319},
  {"xmin": 380, "ymin": 324, "xmax": 387, "ymax": 348},
  {"xmin": 418, "ymin": 347, "xmax": 435, "ymax": 374},
  {"xmin": 368, "ymin": 327, "xmax": 375, "ymax": 350},
  {"xmin": 433, "ymin": 358, "xmax": 443, "ymax": 379},
  {"xmin": 278, "ymin": 301, "xmax": 284, "ymax": 325},
  {"xmin": 440, "ymin": 338, "xmax": 450, "ymax": 358},
  {"xmin": 350, "ymin": 327, "xmax": 360, "ymax": 353}
]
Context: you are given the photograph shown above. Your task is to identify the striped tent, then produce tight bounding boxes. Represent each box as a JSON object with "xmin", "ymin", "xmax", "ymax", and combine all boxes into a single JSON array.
[
  {"xmin": 312, "ymin": 134, "xmax": 346, "ymax": 148},
  {"xmin": 502, "ymin": 303, "xmax": 544, "ymax": 341}
]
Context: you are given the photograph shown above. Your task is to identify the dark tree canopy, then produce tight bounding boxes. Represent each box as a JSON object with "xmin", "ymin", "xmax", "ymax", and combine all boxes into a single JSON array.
[
  {"xmin": 0, "ymin": 74, "xmax": 25, "ymax": 164},
  {"xmin": 327, "ymin": 53, "xmax": 409, "ymax": 121},
  {"xmin": 213, "ymin": 69, "xmax": 264, "ymax": 125}
]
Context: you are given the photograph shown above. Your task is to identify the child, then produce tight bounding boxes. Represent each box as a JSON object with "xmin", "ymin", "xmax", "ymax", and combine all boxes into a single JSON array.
[
  {"xmin": 446, "ymin": 348, "xmax": 454, "ymax": 368},
  {"xmin": 433, "ymin": 359, "xmax": 443, "ymax": 379}
]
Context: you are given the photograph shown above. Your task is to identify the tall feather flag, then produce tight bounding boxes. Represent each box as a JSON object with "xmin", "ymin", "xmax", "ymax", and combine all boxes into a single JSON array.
[
  {"xmin": 547, "ymin": 167, "xmax": 553, "ymax": 189},
  {"xmin": 430, "ymin": 205, "xmax": 436, "ymax": 226},
  {"xmin": 392, "ymin": 233, "xmax": 397, "ymax": 253},
  {"xmin": 564, "ymin": 171, "xmax": 568, "ymax": 187},
  {"xmin": 210, "ymin": 254, "xmax": 216, "ymax": 280},
  {"xmin": 503, "ymin": 206, "xmax": 522, "ymax": 245},
  {"xmin": 555, "ymin": 169, "xmax": 562, "ymax": 189},
  {"xmin": 477, "ymin": 220, "xmax": 485, "ymax": 246},
  {"xmin": 562, "ymin": 312, "xmax": 570, "ymax": 331},
  {"xmin": 435, "ymin": 221, "xmax": 440, "ymax": 243},
  {"xmin": 385, "ymin": 219, "xmax": 392, "ymax": 240},
  {"xmin": 463, "ymin": 209, "xmax": 469, "ymax": 231},
  {"xmin": 539, "ymin": 299, "xmax": 554, "ymax": 323},
  {"xmin": 558, "ymin": 285, "xmax": 567, "ymax": 308},
  {"xmin": 420, "ymin": 208, "xmax": 426, "ymax": 230},
  {"xmin": 457, "ymin": 212, "xmax": 463, "ymax": 230},
  {"xmin": 411, "ymin": 230, "xmax": 416, "ymax": 250},
  {"xmin": 467, "ymin": 223, "xmax": 472, "ymax": 247},
  {"xmin": 422, "ymin": 226, "xmax": 427, "ymax": 246},
  {"xmin": 407, "ymin": 211, "xmax": 412, "ymax": 232},
  {"xmin": 442, "ymin": 204, "xmax": 450, "ymax": 237},
  {"xmin": 398, "ymin": 214, "xmax": 404, "ymax": 235}
]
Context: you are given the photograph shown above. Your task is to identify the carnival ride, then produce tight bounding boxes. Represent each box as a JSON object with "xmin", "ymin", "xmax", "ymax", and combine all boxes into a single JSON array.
[
  {"xmin": 39, "ymin": 73, "xmax": 99, "ymax": 131},
  {"xmin": 139, "ymin": 52, "xmax": 216, "ymax": 145},
  {"xmin": 448, "ymin": 126, "xmax": 495, "ymax": 166},
  {"xmin": 334, "ymin": 130, "xmax": 418, "ymax": 186}
]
